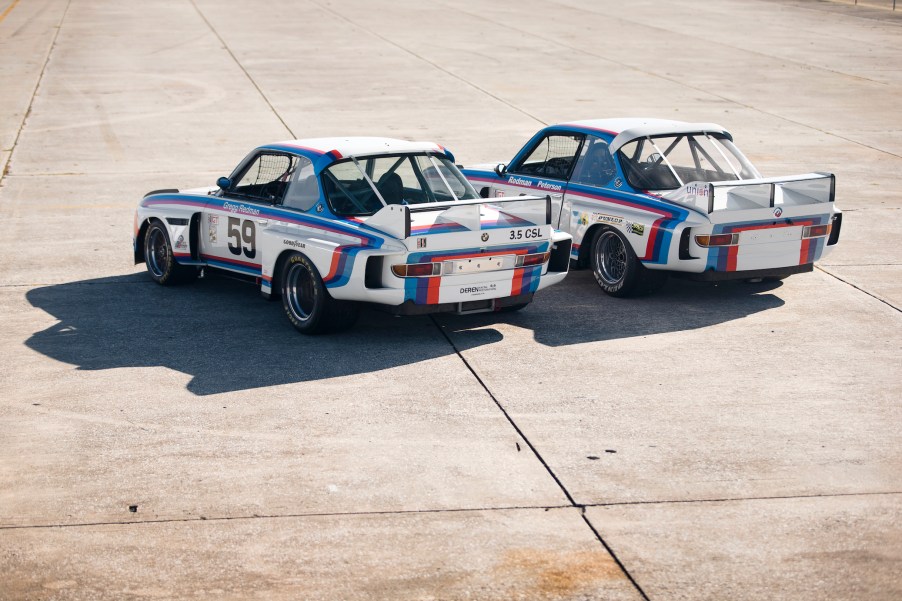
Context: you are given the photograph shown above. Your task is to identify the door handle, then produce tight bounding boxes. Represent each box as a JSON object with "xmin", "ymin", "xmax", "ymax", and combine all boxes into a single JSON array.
[{"xmin": 257, "ymin": 219, "xmax": 269, "ymax": 227}]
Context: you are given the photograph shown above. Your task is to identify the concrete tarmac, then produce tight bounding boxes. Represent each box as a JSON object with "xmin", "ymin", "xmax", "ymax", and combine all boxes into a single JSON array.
[{"xmin": 1, "ymin": 0, "xmax": 900, "ymax": 599}]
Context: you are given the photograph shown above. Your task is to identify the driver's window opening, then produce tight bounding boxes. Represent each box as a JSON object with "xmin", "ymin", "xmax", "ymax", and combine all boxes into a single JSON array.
[
  {"xmin": 234, "ymin": 154, "xmax": 298, "ymax": 202},
  {"xmin": 322, "ymin": 154, "xmax": 478, "ymax": 217},
  {"xmin": 515, "ymin": 134, "xmax": 583, "ymax": 179}
]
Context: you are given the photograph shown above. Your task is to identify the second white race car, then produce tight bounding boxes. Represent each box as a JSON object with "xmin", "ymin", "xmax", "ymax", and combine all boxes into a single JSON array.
[{"xmin": 463, "ymin": 118, "xmax": 841, "ymax": 296}]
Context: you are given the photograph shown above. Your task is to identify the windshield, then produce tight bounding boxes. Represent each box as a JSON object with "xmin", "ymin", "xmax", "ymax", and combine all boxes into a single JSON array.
[
  {"xmin": 322, "ymin": 154, "xmax": 479, "ymax": 216},
  {"xmin": 617, "ymin": 133, "xmax": 761, "ymax": 191}
]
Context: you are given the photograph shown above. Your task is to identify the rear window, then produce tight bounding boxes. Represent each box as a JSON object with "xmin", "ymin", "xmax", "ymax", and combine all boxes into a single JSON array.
[
  {"xmin": 322, "ymin": 154, "xmax": 478, "ymax": 217},
  {"xmin": 617, "ymin": 134, "xmax": 760, "ymax": 191}
]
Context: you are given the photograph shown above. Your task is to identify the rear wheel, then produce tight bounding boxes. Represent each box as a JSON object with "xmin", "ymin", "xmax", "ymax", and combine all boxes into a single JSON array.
[
  {"xmin": 590, "ymin": 228, "xmax": 666, "ymax": 297},
  {"xmin": 280, "ymin": 252, "xmax": 358, "ymax": 334},
  {"xmin": 143, "ymin": 220, "xmax": 198, "ymax": 285}
]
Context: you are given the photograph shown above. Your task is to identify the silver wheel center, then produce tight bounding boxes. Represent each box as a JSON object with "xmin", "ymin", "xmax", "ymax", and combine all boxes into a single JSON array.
[{"xmin": 596, "ymin": 232, "xmax": 627, "ymax": 284}]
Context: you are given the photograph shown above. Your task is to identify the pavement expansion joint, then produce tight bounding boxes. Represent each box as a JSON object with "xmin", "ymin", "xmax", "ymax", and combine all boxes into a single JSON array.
[
  {"xmin": 0, "ymin": 0, "xmax": 71, "ymax": 189},
  {"xmin": 0, "ymin": 503, "xmax": 576, "ymax": 531},
  {"xmin": 311, "ymin": 0, "xmax": 547, "ymax": 127},
  {"xmin": 428, "ymin": 315, "xmax": 652, "ymax": 601},
  {"xmin": 816, "ymin": 265, "xmax": 901, "ymax": 312},
  {"xmin": 584, "ymin": 490, "xmax": 902, "ymax": 509}
]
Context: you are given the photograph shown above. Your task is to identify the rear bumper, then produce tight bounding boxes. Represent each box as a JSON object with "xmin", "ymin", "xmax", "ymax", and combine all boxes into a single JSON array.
[
  {"xmin": 378, "ymin": 293, "xmax": 534, "ymax": 315},
  {"xmin": 677, "ymin": 263, "xmax": 813, "ymax": 282}
]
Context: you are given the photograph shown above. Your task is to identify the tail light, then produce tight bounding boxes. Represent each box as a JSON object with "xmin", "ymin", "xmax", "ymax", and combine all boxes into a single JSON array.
[
  {"xmin": 695, "ymin": 233, "xmax": 738, "ymax": 247},
  {"xmin": 391, "ymin": 262, "xmax": 441, "ymax": 277},
  {"xmin": 802, "ymin": 223, "xmax": 832, "ymax": 239},
  {"xmin": 516, "ymin": 251, "xmax": 550, "ymax": 267}
]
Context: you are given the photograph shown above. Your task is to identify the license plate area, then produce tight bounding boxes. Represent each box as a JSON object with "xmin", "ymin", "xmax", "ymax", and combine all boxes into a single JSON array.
[
  {"xmin": 739, "ymin": 226, "xmax": 802, "ymax": 245},
  {"xmin": 443, "ymin": 255, "xmax": 515, "ymax": 275}
]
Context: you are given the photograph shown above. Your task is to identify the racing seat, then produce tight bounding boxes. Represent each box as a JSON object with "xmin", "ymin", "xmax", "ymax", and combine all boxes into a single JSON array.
[
  {"xmin": 377, "ymin": 172, "xmax": 404, "ymax": 204},
  {"xmin": 576, "ymin": 142, "xmax": 617, "ymax": 187}
]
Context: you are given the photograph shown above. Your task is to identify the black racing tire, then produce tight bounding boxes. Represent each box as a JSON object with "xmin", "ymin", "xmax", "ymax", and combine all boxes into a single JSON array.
[
  {"xmin": 590, "ymin": 228, "xmax": 666, "ymax": 297},
  {"xmin": 143, "ymin": 219, "xmax": 198, "ymax": 285},
  {"xmin": 280, "ymin": 252, "xmax": 358, "ymax": 334}
]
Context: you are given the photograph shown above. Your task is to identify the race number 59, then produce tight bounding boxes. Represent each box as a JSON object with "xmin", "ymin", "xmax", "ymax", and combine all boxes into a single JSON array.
[{"xmin": 227, "ymin": 217, "xmax": 256, "ymax": 258}]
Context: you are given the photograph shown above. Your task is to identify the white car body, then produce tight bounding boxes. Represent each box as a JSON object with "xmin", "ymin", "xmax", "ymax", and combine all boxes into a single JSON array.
[{"xmin": 134, "ymin": 137, "xmax": 571, "ymax": 331}]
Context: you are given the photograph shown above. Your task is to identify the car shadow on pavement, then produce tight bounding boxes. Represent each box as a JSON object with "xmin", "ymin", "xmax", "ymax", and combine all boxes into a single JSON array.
[
  {"xmin": 25, "ymin": 269, "xmax": 783, "ymax": 395},
  {"xmin": 438, "ymin": 269, "xmax": 786, "ymax": 350}
]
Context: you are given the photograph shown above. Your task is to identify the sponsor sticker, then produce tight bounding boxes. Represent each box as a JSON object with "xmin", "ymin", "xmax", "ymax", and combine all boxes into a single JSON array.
[
  {"xmin": 222, "ymin": 201, "xmax": 261, "ymax": 216},
  {"xmin": 578, "ymin": 213, "xmax": 589, "ymax": 226},
  {"xmin": 593, "ymin": 213, "xmax": 623, "ymax": 226},
  {"xmin": 629, "ymin": 222, "xmax": 645, "ymax": 236},
  {"xmin": 208, "ymin": 214, "xmax": 218, "ymax": 243},
  {"xmin": 460, "ymin": 284, "xmax": 497, "ymax": 297},
  {"xmin": 283, "ymin": 239, "xmax": 306, "ymax": 249},
  {"xmin": 175, "ymin": 234, "xmax": 187, "ymax": 249},
  {"xmin": 417, "ymin": 237, "xmax": 427, "ymax": 248}
]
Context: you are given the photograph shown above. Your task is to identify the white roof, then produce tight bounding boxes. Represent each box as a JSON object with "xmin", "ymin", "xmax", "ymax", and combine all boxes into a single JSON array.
[
  {"xmin": 270, "ymin": 137, "xmax": 446, "ymax": 158},
  {"xmin": 561, "ymin": 118, "xmax": 732, "ymax": 153}
]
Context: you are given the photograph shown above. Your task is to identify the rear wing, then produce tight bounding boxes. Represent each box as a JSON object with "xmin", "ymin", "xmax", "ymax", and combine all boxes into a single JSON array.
[
  {"xmin": 362, "ymin": 195, "xmax": 552, "ymax": 239},
  {"xmin": 664, "ymin": 172, "xmax": 835, "ymax": 214}
]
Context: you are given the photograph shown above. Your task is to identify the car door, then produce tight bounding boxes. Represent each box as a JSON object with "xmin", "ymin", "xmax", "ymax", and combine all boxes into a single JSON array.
[
  {"xmin": 561, "ymin": 134, "xmax": 622, "ymax": 237},
  {"xmin": 202, "ymin": 152, "xmax": 298, "ymax": 276},
  {"xmin": 492, "ymin": 131, "xmax": 585, "ymax": 228}
]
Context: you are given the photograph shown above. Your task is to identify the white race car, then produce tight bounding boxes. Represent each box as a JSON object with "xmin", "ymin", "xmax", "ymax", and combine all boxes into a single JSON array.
[
  {"xmin": 134, "ymin": 137, "xmax": 572, "ymax": 333},
  {"xmin": 463, "ymin": 119, "xmax": 841, "ymax": 296}
]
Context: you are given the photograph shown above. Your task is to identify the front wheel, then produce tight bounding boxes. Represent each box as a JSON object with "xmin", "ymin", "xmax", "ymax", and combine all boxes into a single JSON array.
[
  {"xmin": 280, "ymin": 252, "xmax": 358, "ymax": 334},
  {"xmin": 143, "ymin": 220, "xmax": 197, "ymax": 285}
]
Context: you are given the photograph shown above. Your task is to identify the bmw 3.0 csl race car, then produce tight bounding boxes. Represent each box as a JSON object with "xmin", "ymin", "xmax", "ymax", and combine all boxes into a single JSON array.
[
  {"xmin": 462, "ymin": 119, "xmax": 841, "ymax": 297},
  {"xmin": 134, "ymin": 138, "xmax": 572, "ymax": 333}
]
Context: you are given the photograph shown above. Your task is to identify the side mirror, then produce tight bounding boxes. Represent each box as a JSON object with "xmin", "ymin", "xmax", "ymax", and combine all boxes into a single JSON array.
[
  {"xmin": 217, "ymin": 176, "xmax": 231, "ymax": 191},
  {"xmin": 494, "ymin": 163, "xmax": 507, "ymax": 177}
]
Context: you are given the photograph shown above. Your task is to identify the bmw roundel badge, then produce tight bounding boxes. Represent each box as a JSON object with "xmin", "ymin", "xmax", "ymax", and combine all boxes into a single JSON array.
[{"xmin": 481, "ymin": 233, "xmax": 489, "ymax": 242}]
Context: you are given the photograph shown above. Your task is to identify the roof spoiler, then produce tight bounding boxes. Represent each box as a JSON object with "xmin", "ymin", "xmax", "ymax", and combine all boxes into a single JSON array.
[{"xmin": 362, "ymin": 195, "xmax": 552, "ymax": 239}]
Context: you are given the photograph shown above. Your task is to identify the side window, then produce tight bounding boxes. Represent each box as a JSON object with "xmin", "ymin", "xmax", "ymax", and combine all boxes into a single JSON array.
[
  {"xmin": 281, "ymin": 156, "xmax": 318, "ymax": 211},
  {"xmin": 571, "ymin": 135, "xmax": 617, "ymax": 188},
  {"xmin": 231, "ymin": 153, "xmax": 298, "ymax": 203},
  {"xmin": 511, "ymin": 134, "xmax": 583, "ymax": 180}
]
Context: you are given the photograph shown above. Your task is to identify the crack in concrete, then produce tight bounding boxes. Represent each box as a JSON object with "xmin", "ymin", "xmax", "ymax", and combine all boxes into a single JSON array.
[
  {"xmin": 188, "ymin": 0, "xmax": 296, "ymax": 139},
  {"xmin": 429, "ymin": 315, "xmax": 652, "ymax": 601},
  {"xmin": 0, "ymin": 0, "xmax": 71, "ymax": 188},
  {"xmin": 307, "ymin": 0, "xmax": 548, "ymax": 127},
  {"xmin": 816, "ymin": 264, "xmax": 901, "ymax": 312}
]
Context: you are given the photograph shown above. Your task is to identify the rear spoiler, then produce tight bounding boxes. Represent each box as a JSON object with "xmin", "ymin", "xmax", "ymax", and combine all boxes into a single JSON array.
[
  {"xmin": 362, "ymin": 195, "xmax": 552, "ymax": 239},
  {"xmin": 664, "ymin": 172, "xmax": 835, "ymax": 214}
]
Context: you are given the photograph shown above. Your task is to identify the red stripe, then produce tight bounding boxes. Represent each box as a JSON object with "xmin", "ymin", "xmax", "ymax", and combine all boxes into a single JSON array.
[
  {"xmin": 511, "ymin": 267, "xmax": 525, "ymax": 296},
  {"xmin": 426, "ymin": 277, "xmax": 441, "ymax": 304}
]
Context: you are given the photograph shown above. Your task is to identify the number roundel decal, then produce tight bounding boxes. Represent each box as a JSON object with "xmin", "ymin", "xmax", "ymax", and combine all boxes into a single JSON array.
[{"xmin": 227, "ymin": 216, "xmax": 256, "ymax": 258}]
